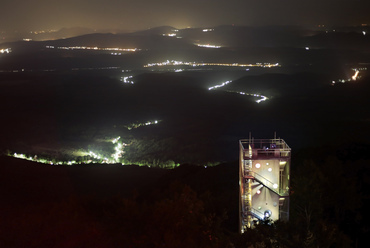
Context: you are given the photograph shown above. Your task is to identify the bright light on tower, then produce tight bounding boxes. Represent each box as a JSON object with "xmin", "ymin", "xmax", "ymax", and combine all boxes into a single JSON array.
[{"xmin": 264, "ymin": 210, "xmax": 272, "ymax": 218}]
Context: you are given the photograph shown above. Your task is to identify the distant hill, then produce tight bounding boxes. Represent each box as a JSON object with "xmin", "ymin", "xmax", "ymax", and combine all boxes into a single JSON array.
[
  {"xmin": 1, "ymin": 25, "xmax": 370, "ymax": 73},
  {"xmin": 2, "ymin": 25, "xmax": 370, "ymax": 50},
  {"xmin": 129, "ymin": 26, "xmax": 178, "ymax": 36}
]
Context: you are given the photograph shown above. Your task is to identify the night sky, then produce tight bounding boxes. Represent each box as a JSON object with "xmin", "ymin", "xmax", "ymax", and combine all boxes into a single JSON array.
[{"xmin": 1, "ymin": 0, "xmax": 370, "ymax": 31}]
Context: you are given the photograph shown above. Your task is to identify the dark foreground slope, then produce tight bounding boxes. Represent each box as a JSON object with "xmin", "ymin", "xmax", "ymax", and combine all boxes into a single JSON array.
[
  {"xmin": 2, "ymin": 145, "xmax": 370, "ymax": 248},
  {"xmin": 0, "ymin": 156, "xmax": 238, "ymax": 248}
]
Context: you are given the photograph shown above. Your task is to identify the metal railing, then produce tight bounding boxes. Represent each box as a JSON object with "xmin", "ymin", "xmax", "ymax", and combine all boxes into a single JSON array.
[
  {"xmin": 247, "ymin": 207, "xmax": 264, "ymax": 220},
  {"xmin": 240, "ymin": 138, "xmax": 291, "ymax": 150},
  {"xmin": 240, "ymin": 139, "xmax": 291, "ymax": 159},
  {"xmin": 244, "ymin": 170, "xmax": 289, "ymax": 196}
]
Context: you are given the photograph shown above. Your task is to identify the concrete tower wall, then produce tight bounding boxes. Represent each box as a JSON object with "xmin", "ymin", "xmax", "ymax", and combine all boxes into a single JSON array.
[{"xmin": 239, "ymin": 138, "xmax": 291, "ymax": 233}]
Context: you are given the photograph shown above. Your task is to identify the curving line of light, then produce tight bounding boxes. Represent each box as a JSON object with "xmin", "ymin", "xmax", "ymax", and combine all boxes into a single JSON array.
[
  {"xmin": 121, "ymin": 76, "xmax": 134, "ymax": 84},
  {"xmin": 208, "ymin": 80, "xmax": 269, "ymax": 103},
  {"xmin": 208, "ymin": 80, "xmax": 232, "ymax": 90}
]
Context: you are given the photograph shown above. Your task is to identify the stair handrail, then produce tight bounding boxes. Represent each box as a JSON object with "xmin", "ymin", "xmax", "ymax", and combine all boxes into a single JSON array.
[
  {"xmin": 244, "ymin": 170, "xmax": 289, "ymax": 196},
  {"xmin": 247, "ymin": 207, "xmax": 264, "ymax": 220}
]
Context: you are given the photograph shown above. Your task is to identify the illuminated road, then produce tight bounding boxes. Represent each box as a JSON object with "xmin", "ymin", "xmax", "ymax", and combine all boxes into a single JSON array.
[{"xmin": 208, "ymin": 80, "xmax": 269, "ymax": 103}]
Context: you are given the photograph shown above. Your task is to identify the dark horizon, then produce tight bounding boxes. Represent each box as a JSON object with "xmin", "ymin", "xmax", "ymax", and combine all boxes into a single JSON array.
[{"xmin": 1, "ymin": 0, "xmax": 370, "ymax": 32}]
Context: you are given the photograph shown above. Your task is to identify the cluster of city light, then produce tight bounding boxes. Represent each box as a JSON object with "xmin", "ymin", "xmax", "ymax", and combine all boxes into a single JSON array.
[
  {"xmin": 112, "ymin": 136, "xmax": 120, "ymax": 144},
  {"xmin": 111, "ymin": 136, "xmax": 128, "ymax": 162},
  {"xmin": 13, "ymin": 152, "xmax": 72, "ymax": 165},
  {"xmin": 352, "ymin": 70, "xmax": 360, "ymax": 81},
  {"xmin": 0, "ymin": 48, "xmax": 11, "ymax": 54},
  {"xmin": 71, "ymin": 67, "xmax": 120, "ymax": 71},
  {"xmin": 332, "ymin": 68, "xmax": 366, "ymax": 85},
  {"xmin": 86, "ymin": 137, "xmax": 128, "ymax": 163},
  {"xmin": 121, "ymin": 76, "xmax": 134, "ymax": 84},
  {"xmin": 88, "ymin": 151, "xmax": 101, "ymax": 160},
  {"xmin": 113, "ymin": 142, "xmax": 128, "ymax": 162},
  {"xmin": 10, "ymin": 135, "xmax": 128, "ymax": 165},
  {"xmin": 46, "ymin": 46, "xmax": 138, "ymax": 52},
  {"xmin": 0, "ymin": 69, "xmax": 26, "ymax": 73},
  {"xmin": 30, "ymin": 29, "xmax": 57, "ymax": 35},
  {"xmin": 144, "ymin": 60, "xmax": 280, "ymax": 68},
  {"xmin": 196, "ymin": 44, "xmax": 221, "ymax": 48},
  {"xmin": 9, "ymin": 116, "xmax": 164, "ymax": 166},
  {"xmin": 162, "ymin": 33, "xmax": 177, "ymax": 37},
  {"xmin": 202, "ymin": 29, "xmax": 214, "ymax": 32},
  {"xmin": 125, "ymin": 120, "xmax": 160, "ymax": 130}
]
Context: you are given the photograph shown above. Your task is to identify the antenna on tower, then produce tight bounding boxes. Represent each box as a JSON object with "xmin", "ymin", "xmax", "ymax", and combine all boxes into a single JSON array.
[{"xmin": 274, "ymin": 131, "xmax": 276, "ymax": 140}]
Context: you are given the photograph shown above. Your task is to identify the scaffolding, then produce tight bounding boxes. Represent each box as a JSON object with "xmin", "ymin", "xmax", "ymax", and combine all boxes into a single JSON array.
[{"xmin": 239, "ymin": 137, "xmax": 291, "ymax": 233}]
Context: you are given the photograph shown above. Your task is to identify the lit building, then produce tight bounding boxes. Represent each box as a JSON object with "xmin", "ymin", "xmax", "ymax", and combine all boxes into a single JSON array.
[{"xmin": 239, "ymin": 136, "xmax": 291, "ymax": 233}]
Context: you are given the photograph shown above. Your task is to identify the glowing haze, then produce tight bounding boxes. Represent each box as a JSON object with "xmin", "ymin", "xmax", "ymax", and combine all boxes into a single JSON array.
[{"xmin": 0, "ymin": 0, "xmax": 370, "ymax": 31}]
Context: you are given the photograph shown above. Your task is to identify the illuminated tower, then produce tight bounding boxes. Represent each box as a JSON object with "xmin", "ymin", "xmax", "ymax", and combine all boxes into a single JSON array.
[{"xmin": 239, "ymin": 136, "xmax": 291, "ymax": 233}]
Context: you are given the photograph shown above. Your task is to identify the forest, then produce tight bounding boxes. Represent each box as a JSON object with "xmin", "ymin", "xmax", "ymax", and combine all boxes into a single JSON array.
[{"xmin": 1, "ymin": 140, "xmax": 369, "ymax": 247}]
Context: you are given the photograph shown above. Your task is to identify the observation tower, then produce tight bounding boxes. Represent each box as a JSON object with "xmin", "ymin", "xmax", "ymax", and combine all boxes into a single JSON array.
[{"xmin": 239, "ymin": 136, "xmax": 291, "ymax": 233}]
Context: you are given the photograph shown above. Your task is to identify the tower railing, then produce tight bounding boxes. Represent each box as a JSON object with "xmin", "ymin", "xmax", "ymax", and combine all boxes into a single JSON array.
[
  {"xmin": 240, "ymin": 139, "xmax": 291, "ymax": 160},
  {"xmin": 247, "ymin": 207, "xmax": 264, "ymax": 220},
  {"xmin": 244, "ymin": 170, "xmax": 289, "ymax": 196},
  {"xmin": 240, "ymin": 139, "xmax": 291, "ymax": 150},
  {"xmin": 242, "ymin": 207, "xmax": 265, "ymax": 225}
]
